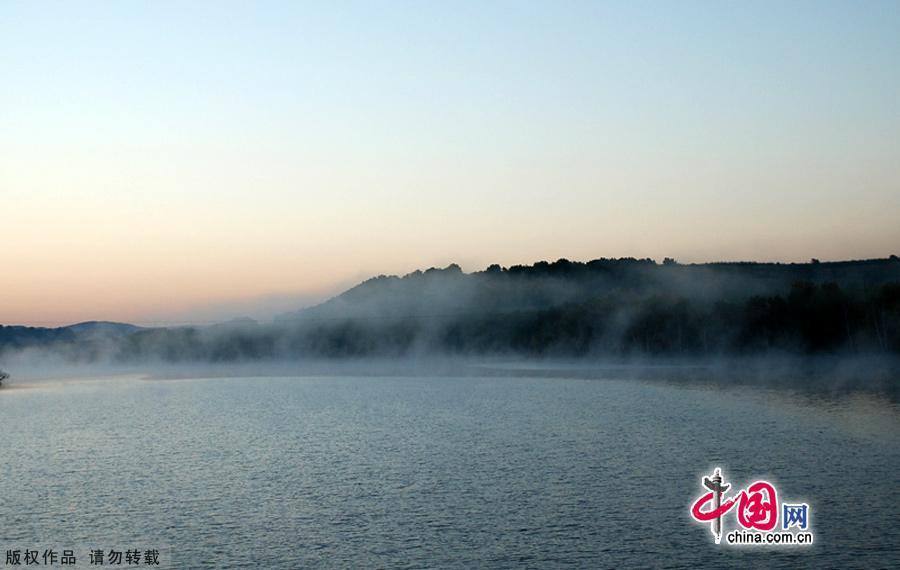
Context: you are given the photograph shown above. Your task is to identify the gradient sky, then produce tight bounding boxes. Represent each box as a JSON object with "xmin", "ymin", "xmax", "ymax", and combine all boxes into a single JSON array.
[{"xmin": 2, "ymin": 1, "xmax": 899, "ymax": 326}]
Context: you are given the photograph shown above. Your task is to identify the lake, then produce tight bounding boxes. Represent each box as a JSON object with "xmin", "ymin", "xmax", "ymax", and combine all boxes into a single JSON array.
[{"xmin": 1, "ymin": 370, "xmax": 898, "ymax": 568}]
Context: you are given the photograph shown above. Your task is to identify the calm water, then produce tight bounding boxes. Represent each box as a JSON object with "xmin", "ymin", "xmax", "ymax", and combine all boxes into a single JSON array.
[{"xmin": 1, "ymin": 372, "xmax": 898, "ymax": 568}]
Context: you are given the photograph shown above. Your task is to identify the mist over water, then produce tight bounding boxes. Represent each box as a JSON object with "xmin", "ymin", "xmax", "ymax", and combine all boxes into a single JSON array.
[
  {"xmin": 3, "ymin": 258, "xmax": 899, "ymax": 385},
  {"xmin": 1, "ymin": 260, "xmax": 897, "ymax": 567},
  {"xmin": 2, "ymin": 263, "xmax": 897, "ymax": 567}
]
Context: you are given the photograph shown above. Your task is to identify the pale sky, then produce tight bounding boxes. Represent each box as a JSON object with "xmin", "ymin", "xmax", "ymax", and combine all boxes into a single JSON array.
[{"xmin": 2, "ymin": 1, "xmax": 899, "ymax": 326}]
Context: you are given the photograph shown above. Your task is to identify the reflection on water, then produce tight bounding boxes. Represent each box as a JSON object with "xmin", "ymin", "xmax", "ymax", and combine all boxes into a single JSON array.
[{"xmin": 1, "ymin": 372, "xmax": 898, "ymax": 568}]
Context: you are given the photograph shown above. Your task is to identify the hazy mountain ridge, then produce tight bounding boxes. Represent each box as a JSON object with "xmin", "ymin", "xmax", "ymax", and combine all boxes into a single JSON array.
[
  {"xmin": 0, "ymin": 320, "xmax": 141, "ymax": 349},
  {"xmin": 2, "ymin": 256, "xmax": 899, "ymax": 364},
  {"xmin": 276, "ymin": 256, "xmax": 900, "ymax": 323}
]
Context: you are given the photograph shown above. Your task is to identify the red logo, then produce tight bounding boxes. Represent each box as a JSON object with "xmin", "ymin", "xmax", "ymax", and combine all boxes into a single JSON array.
[{"xmin": 690, "ymin": 468, "xmax": 778, "ymax": 543}]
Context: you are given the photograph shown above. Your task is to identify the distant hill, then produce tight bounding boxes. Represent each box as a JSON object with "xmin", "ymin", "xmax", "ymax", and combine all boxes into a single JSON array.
[
  {"xmin": 276, "ymin": 256, "xmax": 900, "ymax": 324},
  {"xmin": 63, "ymin": 321, "xmax": 143, "ymax": 336},
  {"xmin": 254, "ymin": 256, "xmax": 900, "ymax": 359},
  {"xmin": 0, "ymin": 321, "xmax": 142, "ymax": 356}
]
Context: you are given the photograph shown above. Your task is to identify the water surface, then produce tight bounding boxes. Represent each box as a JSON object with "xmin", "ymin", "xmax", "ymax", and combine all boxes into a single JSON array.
[{"xmin": 1, "ymin": 373, "xmax": 898, "ymax": 568}]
